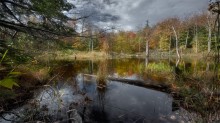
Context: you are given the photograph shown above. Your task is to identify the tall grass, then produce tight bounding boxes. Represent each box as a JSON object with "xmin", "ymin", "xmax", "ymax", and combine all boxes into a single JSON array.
[
  {"xmin": 96, "ymin": 60, "xmax": 108, "ymax": 89},
  {"xmin": 146, "ymin": 62, "xmax": 172, "ymax": 72},
  {"xmin": 0, "ymin": 50, "xmax": 8, "ymax": 64}
]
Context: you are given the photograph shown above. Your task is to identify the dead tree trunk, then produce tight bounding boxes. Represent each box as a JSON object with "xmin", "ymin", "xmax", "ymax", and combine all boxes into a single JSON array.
[
  {"xmin": 139, "ymin": 38, "xmax": 141, "ymax": 53},
  {"xmin": 145, "ymin": 27, "xmax": 151, "ymax": 58},
  {"xmin": 185, "ymin": 30, "xmax": 189, "ymax": 49},
  {"xmin": 172, "ymin": 26, "xmax": 180, "ymax": 59},
  {"xmin": 208, "ymin": 27, "xmax": 212, "ymax": 53},
  {"xmin": 207, "ymin": 13, "xmax": 212, "ymax": 53},
  {"xmin": 169, "ymin": 35, "xmax": 172, "ymax": 57},
  {"xmin": 209, "ymin": 0, "xmax": 220, "ymax": 79},
  {"xmin": 146, "ymin": 39, "xmax": 149, "ymax": 58},
  {"xmin": 195, "ymin": 24, "xmax": 198, "ymax": 53}
]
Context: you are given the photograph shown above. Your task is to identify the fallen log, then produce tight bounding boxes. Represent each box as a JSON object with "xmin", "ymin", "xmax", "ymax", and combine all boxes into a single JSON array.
[
  {"xmin": 83, "ymin": 74, "xmax": 171, "ymax": 93},
  {"xmin": 108, "ymin": 77, "xmax": 171, "ymax": 92}
]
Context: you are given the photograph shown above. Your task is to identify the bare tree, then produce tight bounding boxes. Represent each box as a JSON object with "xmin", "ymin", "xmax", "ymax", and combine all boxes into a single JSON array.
[
  {"xmin": 144, "ymin": 20, "xmax": 151, "ymax": 58},
  {"xmin": 195, "ymin": 24, "xmax": 198, "ymax": 53},
  {"xmin": 146, "ymin": 38, "xmax": 149, "ymax": 58},
  {"xmin": 207, "ymin": 12, "xmax": 212, "ymax": 53},
  {"xmin": 172, "ymin": 26, "xmax": 181, "ymax": 59},
  {"xmin": 185, "ymin": 30, "xmax": 189, "ymax": 49}
]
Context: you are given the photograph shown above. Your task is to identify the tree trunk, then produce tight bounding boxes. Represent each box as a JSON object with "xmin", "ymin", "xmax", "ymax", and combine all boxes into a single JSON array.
[
  {"xmin": 81, "ymin": 19, "xmax": 85, "ymax": 35},
  {"xmin": 169, "ymin": 35, "xmax": 172, "ymax": 57},
  {"xmin": 91, "ymin": 38, "xmax": 94, "ymax": 52},
  {"xmin": 208, "ymin": 15, "xmax": 212, "ymax": 53},
  {"xmin": 89, "ymin": 39, "xmax": 91, "ymax": 52},
  {"xmin": 185, "ymin": 30, "xmax": 189, "ymax": 49},
  {"xmin": 83, "ymin": 74, "xmax": 170, "ymax": 92},
  {"xmin": 145, "ymin": 57, "xmax": 149, "ymax": 67},
  {"xmin": 195, "ymin": 25, "xmax": 198, "ymax": 53},
  {"xmin": 208, "ymin": 28, "xmax": 212, "ymax": 53},
  {"xmin": 139, "ymin": 38, "xmax": 141, "ymax": 53},
  {"xmin": 146, "ymin": 39, "xmax": 149, "ymax": 57},
  {"xmin": 172, "ymin": 26, "xmax": 180, "ymax": 59}
]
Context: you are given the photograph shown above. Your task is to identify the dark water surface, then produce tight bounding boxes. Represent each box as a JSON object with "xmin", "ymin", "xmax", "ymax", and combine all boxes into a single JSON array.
[
  {"xmin": 0, "ymin": 58, "xmax": 218, "ymax": 122},
  {"xmin": 76, "ymin": 75, "xmax": 173, "ymax": 123}
]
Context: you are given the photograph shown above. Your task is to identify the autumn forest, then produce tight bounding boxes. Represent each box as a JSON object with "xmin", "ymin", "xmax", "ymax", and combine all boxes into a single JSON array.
[{"xmin": 0, "ymin": 0, "xmax": 219, "ymax": 123}]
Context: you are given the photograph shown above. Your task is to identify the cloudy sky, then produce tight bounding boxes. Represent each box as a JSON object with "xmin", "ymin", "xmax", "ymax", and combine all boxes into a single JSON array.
[{"xmin": 69, "ymin": 0, "xmax": 209, "ymax": 31}]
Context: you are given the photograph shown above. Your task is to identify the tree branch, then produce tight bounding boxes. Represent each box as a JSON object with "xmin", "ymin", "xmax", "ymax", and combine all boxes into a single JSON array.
[
  {"xmin": 0, "ymin": 20, "xmax": 76, "ymax": 37},
  {"xmin": 4, "ymin": 0, "xmax": 30, "ymax": 10},
  {"xmin": 1, "ymin": 1, "xmax": 22, "ymax": 24}
]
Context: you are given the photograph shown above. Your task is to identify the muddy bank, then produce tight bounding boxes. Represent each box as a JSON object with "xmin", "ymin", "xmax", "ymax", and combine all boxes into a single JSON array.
[{"xmin": 0, "ymin": 67, "xmax": 51, "ymax": 112}]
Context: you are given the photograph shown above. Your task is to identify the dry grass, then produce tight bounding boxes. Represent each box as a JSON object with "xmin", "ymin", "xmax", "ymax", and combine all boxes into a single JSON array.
[
  {"xmin": 36, "ymin": 51, "xmax": 109, "ymax": 61},
  {"xmin": 74, "ymin": 51, "xmax": 109, "ymax": 59},
  {"xmin": 96, "ymin": 60, "xmax": 108, "ymax": 89}
]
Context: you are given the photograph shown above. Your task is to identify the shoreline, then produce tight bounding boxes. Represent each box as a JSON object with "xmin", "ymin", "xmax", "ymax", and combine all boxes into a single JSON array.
[{"xmin": 35, "ymin": 50, "xmax": 215, "ymax": 61}]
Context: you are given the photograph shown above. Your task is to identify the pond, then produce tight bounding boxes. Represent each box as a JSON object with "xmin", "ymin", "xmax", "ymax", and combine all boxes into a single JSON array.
[{"xmin": 0, "ymin": 58, "xmax": 219, "ymax": 122}]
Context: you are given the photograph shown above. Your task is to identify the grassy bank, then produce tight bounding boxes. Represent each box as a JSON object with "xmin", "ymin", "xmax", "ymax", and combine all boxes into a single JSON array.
[
  {"xmin": 36, "ymin": 51, "xmax": 109, "ymax": 61},
  {"xmin": 35, "ymin": 49, "xmax": 216, "ymax": 62}
]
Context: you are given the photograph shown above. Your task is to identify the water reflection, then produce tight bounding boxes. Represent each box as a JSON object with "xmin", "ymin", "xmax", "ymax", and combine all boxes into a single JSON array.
[
  {"xmin": 49, "ymin": 58, "xmax": 216, "ymax": 83},
  {"xmin": 76, "ymin": 74, "xmax": 173, "ymax": 123},
  {"xmin": 0, "ymin": 58, "xmax": 218, "ymax": 122}
]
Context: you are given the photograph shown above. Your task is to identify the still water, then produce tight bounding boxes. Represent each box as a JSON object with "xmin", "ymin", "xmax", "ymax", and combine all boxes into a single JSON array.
[{"xmin": 0, "ymin": 58, "xmax": 218, "ymax": 123}]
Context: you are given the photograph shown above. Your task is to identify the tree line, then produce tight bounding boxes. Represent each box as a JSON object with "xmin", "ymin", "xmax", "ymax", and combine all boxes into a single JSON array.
[
  {"xmin": 0, "ymin": 0, "xmax": 219, "ymax": 60},
  {"xmin": 64, "ymin": 12, "xmax": 215, "ymax": 57}
]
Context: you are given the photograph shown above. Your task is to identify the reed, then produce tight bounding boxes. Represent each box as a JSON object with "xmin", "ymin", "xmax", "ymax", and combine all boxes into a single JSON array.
[{"xmin": 96, "ymin": 60, "xmax": 108, "ymax": 90}]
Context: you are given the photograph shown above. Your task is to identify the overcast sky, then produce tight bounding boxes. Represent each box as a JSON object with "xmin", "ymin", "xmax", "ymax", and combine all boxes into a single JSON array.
[{"xmin": 69, "ymin": 0, "xmax": 209, "ymax": 31}]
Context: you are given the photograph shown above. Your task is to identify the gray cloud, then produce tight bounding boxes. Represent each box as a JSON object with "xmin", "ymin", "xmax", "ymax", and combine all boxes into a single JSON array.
[{"xmin": 70, "ymin": 0, "xmax": 209, "ymax": 31}]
